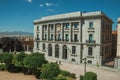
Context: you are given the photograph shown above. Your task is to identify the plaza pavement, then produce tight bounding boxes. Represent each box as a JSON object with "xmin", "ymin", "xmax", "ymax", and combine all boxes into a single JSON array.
[
  {"xmin": 46, "ymin": 57, "xmax": 120, "ymax": 80},
  {"xmin": 0, "ymin": 71, "xmax": 36, "ymax": 80}
]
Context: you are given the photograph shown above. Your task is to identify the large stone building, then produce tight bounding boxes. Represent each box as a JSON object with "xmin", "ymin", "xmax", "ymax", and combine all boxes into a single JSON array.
[
  {"xmin": 33, "ymin": 11, "xmax": 113, "ymax": 65},
  {"xmin": 115, "ymin": 18, "xmax": 120, "ymax": 69}
]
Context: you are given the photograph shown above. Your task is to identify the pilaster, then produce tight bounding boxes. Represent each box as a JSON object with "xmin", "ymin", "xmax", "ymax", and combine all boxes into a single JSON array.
[{"xmin": 69, "ymin": 22, "xmax": 72, "ymax": 42}]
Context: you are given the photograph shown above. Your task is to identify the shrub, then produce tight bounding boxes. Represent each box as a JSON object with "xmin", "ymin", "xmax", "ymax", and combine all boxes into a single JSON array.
[
  {"xmin": 84, "ymin": 72, "xmax": 97, "ymax": 80},
  {"xmin": 70, "ymin": 73, "xmax": 76, "ymax": 78},
  {"xmin": 80, "ymin": 72, "xmax": 97, "ymax": 80},
  {"xmin": 34, "ymin": 70, "xmax": 41, "ymax": 79},
  {"xmin": 56, "ymin": 75, "xmax": 67, "ymax": 80},
  {"xmin": 41, "ymin": 62, "xmax": 60, "ymax": 79},
  {"xmin": 60, "ymin": 70, "xmax": 70, "ymax": 76},
  {"xmin": 80, "ymin": 75, "xmax": 84, "ymax": 80},
  {"xmin": 0, "ymin": 64, "xmax": 6, "ymax": 71}
]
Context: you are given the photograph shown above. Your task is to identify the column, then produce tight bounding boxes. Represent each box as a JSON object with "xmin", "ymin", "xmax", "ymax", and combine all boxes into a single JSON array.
[
  {"xmin": 40, "ymin": 25, "xmax": 44, "ymax": 40},
  {"xmin": 54, "ymin": 24, "xmax": 56, "ymax": 41},
  {"xmin": 61, "ymin": 23, "xmax": 63, "ymax": 41},
  {"xmin": 79, "ymin": 21, "xmax": 81, "ymax": 42},
  {"xmin": 41, "ymin": 25, "xmax": 43, "ymax": 41},
  {"xmin": 69, "ymin": 22, "xmax": 72, "ymax": 42},
  {"xmin": 47, "ymin": 24, "xmax": 49, "ymax": 41}
]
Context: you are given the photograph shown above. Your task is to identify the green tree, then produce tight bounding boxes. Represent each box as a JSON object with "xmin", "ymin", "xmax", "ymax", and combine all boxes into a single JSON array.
[
  {"xmin": 0, "ymin": 53, "xmax": 3, "ymax": 63},
  {"xmin": 1, "ymin": 52, "xmax": 13, "ymax": 65},
  {"xmin": 0, "ymin": 37, "xmax": 23, "ymax": 52},
  {"xmin": 56, "ymin": 75, "xmax": 67, "ymax": 80},
  {"xmin": 13, "ymin": 52, "xmax": 27, "ymax": 67},
  {"xmin": 23, "ymin": 52, "xmax": 48, "ymax": 74},
  {"xmin": 41, "ymin": 62, "xmax": 60, "ymax": 80}
]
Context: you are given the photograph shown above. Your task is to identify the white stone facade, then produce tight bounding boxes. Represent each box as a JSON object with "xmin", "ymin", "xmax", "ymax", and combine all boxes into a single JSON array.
[
  {"xmin": 33, "ymin": 11, "xmax": 113, "ymax": 65},
  {"xmin": 117, "ymin": 18, "xmax": 120, "ymax": 57},
  {"xmin": 115, "ymin": 18, "xmax": 120, "ymax": 69}
]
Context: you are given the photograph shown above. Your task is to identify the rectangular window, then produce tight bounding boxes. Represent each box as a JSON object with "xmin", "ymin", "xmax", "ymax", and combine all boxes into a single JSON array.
[
  {"xmin": 51, "ymin": 34, "xmax": 53, "ymax": 40},
  {"xmin": 74, "ymin": 23, "xmax": 79, "ymax": 28},
  {"xmin": 45, "ymin": 34, "xmax": 47, "ymax": 40},
  {"xmin": 89, "ymin": 34, "xmax": 93, "ymax": 42},
  {"xmin": 51, "ymin": 25, "xmax": 53, "ymax": 30},
  {"xmin": 44, "ymin": 25, "xmax": 47, "ymax": 30},
  {"xmin": 74, "ymin": 34, "xmax": 78, "ymax": 42},
  {"xmin": 66, "ymin": 23, "xmax": 69, "ymax": 28},
  {"xmin": 88, "ymin": 47, "xmax": 92, "ymax": 55},
  {"xmin": 43, "ymin": 43, "xmax": 45, "ymax": 50},
  {"xmin": 64, "ymin": 23, "xmax": 69, "ymax": 29},
  {"xmin": 71, "ymin": 58, "xmax": 75, "ymax": 62},
  {"xmin": 37, "ymin": 34, "xmax": 39, "ymax": 38},
  {"xmin": 89, "ymin": 22, "xmax": 93, "ymax": 28},
  {"xmin": 36, "ymin": 42, "xmax": 39, "ymax": 49},
  {"xmin": 88, "ymin": 60, "xmax": 92, "ymax": 64},
  {"xmin": 72, "ymin": 46, "xmax": 76, "ymax": 54},
  {"xmin": 58, "ymin": 34, "xmax": 60, "ymax": 40},
  {"xmin": 65, "ymin": 34, "xmax": 69, "ymax": 41},
  {"xmin": 37, "ymin": 26, "xmax": 39, "ymax": 31}
]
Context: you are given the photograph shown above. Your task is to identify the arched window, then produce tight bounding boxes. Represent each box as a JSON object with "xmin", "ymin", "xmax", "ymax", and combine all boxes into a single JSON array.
[
  {"xmin": 62, "ymin": 45, "xmax": 67, "ymax": 59},
  {"xmin": 48, "ymin": 44, "xmax": 52, "ymax": 56},
  {"xmin": 55, "ymin": 44, "xmax": 59, "ymax": 58}
]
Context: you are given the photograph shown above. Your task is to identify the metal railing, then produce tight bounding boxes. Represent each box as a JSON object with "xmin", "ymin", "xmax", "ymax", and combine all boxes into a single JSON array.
[{"xmin": 86, "ymin": 40, "xmax": 96, "ymax": 43}]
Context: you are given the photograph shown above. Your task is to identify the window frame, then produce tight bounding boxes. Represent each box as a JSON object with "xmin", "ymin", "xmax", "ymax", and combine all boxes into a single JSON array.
[
  {"xmin": 72, "ymin": 46, "xmax": 76, "ymax": 54},
  {"xmin": 74, "ymin": 23, "xmax": 79, "ymax": 29},
  {"xmin": 43, "ymin": 43, "xmax": 45, "ymax": 50},
  {"xmin": 89, "ymin": 22, "xmax": 93, "ymax": 28},
  {"xmin": 88, "ymin": 47, "xmax": 93, "ymax": 56}
]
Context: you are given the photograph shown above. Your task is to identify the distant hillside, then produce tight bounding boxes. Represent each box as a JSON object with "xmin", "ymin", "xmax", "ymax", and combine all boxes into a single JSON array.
[{"xmin": 0, "ymin": 31, "xmax": 33, "ymax": 35}]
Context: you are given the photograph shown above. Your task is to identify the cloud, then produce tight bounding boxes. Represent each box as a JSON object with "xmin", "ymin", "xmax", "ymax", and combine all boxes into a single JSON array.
[
  {"xmin": 25, "ymin": 0, "xmax": 32, "ymax": 3},
  {"xmin": 40, "ymin": 4, "xmax": 44, "ymax": 7},
  {"xmin": 45, "ymin": 3, "xmax": 54, "ymax": 6},
  {"xmin": 40, "ymin": 2, "xmax": 54, "ymax": 7}
]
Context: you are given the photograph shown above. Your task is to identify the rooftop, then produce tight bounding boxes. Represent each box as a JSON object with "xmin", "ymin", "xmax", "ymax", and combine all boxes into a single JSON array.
[{"xmin": 34, "ymin": 11, "xmax": 113, "ymax": 23}]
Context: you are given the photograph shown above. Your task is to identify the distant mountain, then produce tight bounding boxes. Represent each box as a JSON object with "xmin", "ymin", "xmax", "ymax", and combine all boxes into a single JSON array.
[{"xmin": 0, "ymin": 31, "xmax": 33, "ymax": 35}]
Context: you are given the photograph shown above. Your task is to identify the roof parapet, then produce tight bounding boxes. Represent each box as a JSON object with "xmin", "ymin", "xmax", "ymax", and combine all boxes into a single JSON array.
[{"xmin": 34, "ymin": 11, "xmax": 113, "ymax": 23}]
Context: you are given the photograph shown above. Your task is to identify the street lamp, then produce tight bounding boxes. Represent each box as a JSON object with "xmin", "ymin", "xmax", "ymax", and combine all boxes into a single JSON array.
[{"xmin": 82, "ymin": 57, "xmax": 87, "ymax": 75}]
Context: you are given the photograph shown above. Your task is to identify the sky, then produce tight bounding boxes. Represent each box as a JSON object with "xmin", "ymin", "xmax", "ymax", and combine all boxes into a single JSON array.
[{"xmin": 0, "ymin": 0, "xmax": 120, "ymax": 33}]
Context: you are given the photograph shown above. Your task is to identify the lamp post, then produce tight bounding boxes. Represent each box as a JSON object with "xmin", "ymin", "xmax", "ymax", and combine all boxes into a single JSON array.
[{"xmin": 82, "ymin": 57, "xmax": 87, "ymax": 75}]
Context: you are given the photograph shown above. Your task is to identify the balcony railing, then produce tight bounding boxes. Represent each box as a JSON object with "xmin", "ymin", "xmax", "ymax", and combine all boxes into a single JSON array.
[
  {"xmin": 86, "ymin": 40, "xmax": 96, "ymax": 43},
  {"xmin": 88, "ymin": 27, "xmax": 95, "ymax": 32},
  {"xmin": 35, "ymin": 38, "xmax": 40, "ymax": 41},
  {"xmin": 55, "ymin": 39, "xmax": 61, "ymax": 41},
  {"xmin": 63, "ymin": 39, "xmax": 69, "ymax": 42},
  {"xmin": 48, "ymin": 38, "xmax": 54, "ymax": 41},
  {"xmin": 71, "ymin": 39, "xmax": 79, "ymax": 42},
  {"xmin": 71, "ymin": 54, "xmax": 77, "ymax": 57},
  {"xmin": 36, "ymin": 29, "xmax": 39, "ymax": 32},
  {"xmin": 64, "ymin": 28, "xmax": 69, "ymax": 30},
  {"xmin": 74, "ymin": 28, "xmax": 79, "ymax": 30},
  {"xmin": 42, "ymin": 38, "xmax": 47, "ymax": 41}
]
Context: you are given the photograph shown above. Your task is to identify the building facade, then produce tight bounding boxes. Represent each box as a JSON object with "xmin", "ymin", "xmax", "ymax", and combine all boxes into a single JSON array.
[
  {"xmin": 112, "ymin": 30, "xmax": 117, "ymax": 57},
  {"xmin": 33, "ymin": 11, "xmax": 113, "ymax": 65},
  {"xmin": 115, "ymin": 18, "xmax": 120, "ymax": 69},
  {"xmin": 19, "ymin": 35, "xmax": 33, "ymax": 52}
]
